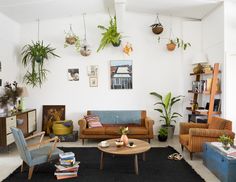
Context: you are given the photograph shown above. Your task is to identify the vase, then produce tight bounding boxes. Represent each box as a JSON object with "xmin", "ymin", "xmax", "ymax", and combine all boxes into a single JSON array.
[{"xmin": 120, "ymin": 134, "xmax": 128, "ymax": 146}]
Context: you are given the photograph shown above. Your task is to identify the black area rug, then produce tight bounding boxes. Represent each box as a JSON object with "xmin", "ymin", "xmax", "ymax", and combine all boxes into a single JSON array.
[{"xmin": 4, "ymin": 146, "xmax": 205, "ymax": 182}]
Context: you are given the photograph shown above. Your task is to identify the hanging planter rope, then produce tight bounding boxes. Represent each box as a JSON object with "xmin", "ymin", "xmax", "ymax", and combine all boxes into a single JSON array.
[
  {"xmin": 80, "ymin": 13, "xmax": 92, "ymax": 56},
  {"xmin": 150, "ymin": 14, "xmax": 163, "ymax": 35}
]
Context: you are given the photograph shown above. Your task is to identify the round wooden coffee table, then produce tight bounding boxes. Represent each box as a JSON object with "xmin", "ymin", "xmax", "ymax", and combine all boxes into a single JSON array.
[{"xmin": 97, "ymin": 138, "xmax": 151, "ymax": 175}]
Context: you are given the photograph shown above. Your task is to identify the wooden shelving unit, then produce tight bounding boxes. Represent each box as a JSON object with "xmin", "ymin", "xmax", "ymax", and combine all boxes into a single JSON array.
[{"xmin": 187, "ymin": 63, "xmax": 221, "ymax": 123}]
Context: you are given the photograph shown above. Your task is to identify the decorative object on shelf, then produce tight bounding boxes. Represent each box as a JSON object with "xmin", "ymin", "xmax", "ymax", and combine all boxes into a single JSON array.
[
  {"xmin": 42, "ymin": 105, "xmax": 65, "ymax": 135},
  {"xmin": 119, "ymin": 126, "xmax": 129, "ymax": 145},
  {"xmin": 110, "ymin": 60, "xmax": 132, "ymax": 89},
  {"xmin": 150, "ymin": 14, "xmax": 163, "ymax": 35},
  {"xmin": 80, "ymin": 13, "xmax": 91, "ymax": 56},
  {"xmin": 218, "ymin": 134, "xmax": 233, "ymax": 150},
  {"xmin": 192, "ymin": 52, "xmax": 208, "ymax": 73},
  {"xmin": 158, "ymin": 127, "xmax": 168, "ymax": 142},
  {"xmin": 21, "ymin": 19, "xmax": 59, "ymax": 87},
  {"xmin": 97, "ymin": 16, "xmax": 122, "ymax": 52},
  {"xmin": 0, "ymin": 81, "xmax": 22, "ymax": 114},
  {"xmin": 150, "ymin": 91, "xmax": 184, "ymax": 138},
  {"xmin": 68, "ymin": 68, "xmax": 79, "ymax": 81},
  {"xmin": 123, "ymin": 42, "xmax": 133, "ymax": 55},
  {"xmin": 64, "ymin": 24, "xmax": 80, "ymax": 52},
  {"xmin": 17, "ymin": 86, "xmax": 29, "ymax": 112}
]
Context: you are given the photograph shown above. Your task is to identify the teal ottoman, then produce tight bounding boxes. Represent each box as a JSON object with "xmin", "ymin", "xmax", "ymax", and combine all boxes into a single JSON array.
[{"xmin": 203, "ymin": 142, "xmax": 236, "ymax": 182}]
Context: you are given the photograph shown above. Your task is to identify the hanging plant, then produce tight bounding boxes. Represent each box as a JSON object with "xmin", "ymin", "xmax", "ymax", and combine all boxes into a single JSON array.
[
  {"xmin": 150, "ymin": 14, "xmax": 163, "ymax": 35},
  {"xmin": 64, "ymin": 24, "xmax": 80, "ymax": 52},
  {"xmin": 158, "ymin": 36, "xmax": 191, "ymax": 51},
  {"xmin": 80, "ymin": 13, "xmax": 92, "ymax": 56},
  {"xmin": 21, "ymin": 41, "xmax": 59, "ymax": 87},
  {"xmin": 97, "ymin": 16, "xmax": 122, "ymax": 52}
]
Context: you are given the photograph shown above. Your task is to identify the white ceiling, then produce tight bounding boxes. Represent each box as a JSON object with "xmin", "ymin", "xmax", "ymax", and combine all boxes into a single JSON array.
[{"xmin": 0, "ymin": 0, "xmax": 222, "ymax": 23}]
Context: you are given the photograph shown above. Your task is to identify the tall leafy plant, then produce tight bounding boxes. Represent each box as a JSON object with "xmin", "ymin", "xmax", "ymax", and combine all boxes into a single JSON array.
[
  {"xmin": 150, "ymin": 92, "xmax": 183, "ymax": 126},
  {"xmin": 21, "ymin": 41, "xmax": 59, "ymax": 87},
  {"xmin": 97, "ymin": 16, "xmax": 122, "ymax": 52}
]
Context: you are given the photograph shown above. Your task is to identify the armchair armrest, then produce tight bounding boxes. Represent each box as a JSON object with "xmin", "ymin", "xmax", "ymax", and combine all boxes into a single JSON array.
[
  {"xmin": 78, "ymin": 118, "xmax": 87, "ymax": 133},
  {"xmin": 189, "ymin": 128, "xmax": 235, "ymax": 139},
  {"xmin": 179, "ymin": 122, "xmax": 208, "ymax": 135},
  {"xmin": 145, "ymin": 117, "xmax": 154, "ymax": 136}
]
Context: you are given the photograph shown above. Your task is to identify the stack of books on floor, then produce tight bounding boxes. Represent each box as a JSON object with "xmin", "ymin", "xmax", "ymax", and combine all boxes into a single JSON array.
[{"xmin": 54, "ymin": 152, "xmax": 80, "ymax": 180}]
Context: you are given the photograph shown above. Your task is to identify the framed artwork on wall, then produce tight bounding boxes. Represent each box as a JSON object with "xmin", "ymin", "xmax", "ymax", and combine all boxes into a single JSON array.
[
  {"xmin": 89, "ymin": 77, "xmax": 98, "ymax": 87},
  {"xmin": 110, "ymin": 60, "xmax": 132, "ymax": 89},
  {"xmin": 42, "ymin": 105, "xmax": 65, "ymax": 135},
  {"xmin": 87, "ymin": 65, "xmax": 98, "ymax": 77},
  {"xmin": 68, "ymin": 68, "xmax": 79, "ymax": 81}
]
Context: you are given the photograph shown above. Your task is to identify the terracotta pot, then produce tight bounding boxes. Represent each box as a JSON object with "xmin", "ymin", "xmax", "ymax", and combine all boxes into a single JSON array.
[
  {"xmin": 166, "ymin": 43, "xmax": 176, "ymax": 51},
  {"xmin": 152, "ymin": 26, "xmax": 163, "ymax": 34},
  {"xmin": 120, "ymin": 134, "xmax": 129, "ymax": 146}
]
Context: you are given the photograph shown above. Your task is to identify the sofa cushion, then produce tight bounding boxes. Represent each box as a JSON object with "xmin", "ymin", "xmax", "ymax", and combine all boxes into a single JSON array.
[
  {"xmin": 84, "ymin": 115, "xmax": 102, "ymax": 128},
  {"xmin": 208, "ymin": 119, "xmax": 226, "ymax": 130},
  {"xmin": 105, "ymin": 126, "xmax": 148, "ymax": 135},
  {"xmin": 83, "ymin": 127, "xmax": 105, "ymax": 135}
]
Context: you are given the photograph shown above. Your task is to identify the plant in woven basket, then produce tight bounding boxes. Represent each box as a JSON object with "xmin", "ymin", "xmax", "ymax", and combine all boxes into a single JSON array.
[
  {"xmin": 21, "ymin": 41, "xmax": 60, "ymax": 87},
  {"xmin": 150, "ymin": 15, "xmax": 163, "ymax": 35},
  {"xmin": 97, "ymin": 16, "xmax": 122, "ymax": 52}
]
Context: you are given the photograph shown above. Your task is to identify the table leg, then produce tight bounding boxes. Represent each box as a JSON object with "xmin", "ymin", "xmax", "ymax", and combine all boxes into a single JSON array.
[
  {"xmin": 100, "ymin": 152, "xmax": 104, "ymax": 170},
  {"xmin": 134, "ymin": 154, "xmax": 139, "ymax": 175},
  {"xmin": 142, "ymin": 152, "xmax": 146, "ymax": 161}
]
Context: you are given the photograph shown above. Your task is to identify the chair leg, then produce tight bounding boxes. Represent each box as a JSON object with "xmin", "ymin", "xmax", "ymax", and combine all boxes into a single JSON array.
[
  {"xmin": 82, "ymin": 139, "xmax": 84, "ymax": 145},
  {"xmin": 181, "ymin": 145, "xmax": 184, "ymax": 151},
  {"xmin": 28, "ymin": 166, "xmax": 34, "ymax": 180},
  {"xmin": 190, "ymin": 152, "xmax": 193, "ymax": 160},
  {"xmin": 148, "ymin": 139, "xmax": 150, "ymax": 143},
  {"xmin": 21, "ymin": 161, "xmax": 24, "ymax": 172}
]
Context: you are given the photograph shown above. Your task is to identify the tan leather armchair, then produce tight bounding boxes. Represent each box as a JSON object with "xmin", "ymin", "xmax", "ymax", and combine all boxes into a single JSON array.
[{"xmin": 179, "ymin": 117, "xmax": 235, "ymax": 160}]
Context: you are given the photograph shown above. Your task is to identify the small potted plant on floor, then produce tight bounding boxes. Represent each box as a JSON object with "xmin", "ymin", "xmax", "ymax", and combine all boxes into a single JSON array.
[
  {"xmin": 158, "ymin": 127, "xmax": 168, "ymax": 142},
  {"xmin": 150, "ymin": 91, "xmax": 184, "ymax": 138}
]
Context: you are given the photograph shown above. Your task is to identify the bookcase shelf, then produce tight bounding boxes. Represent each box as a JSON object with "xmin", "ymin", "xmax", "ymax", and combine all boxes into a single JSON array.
[{"xmin": 187, "ymin": 63, "xmax": 221, "ymax": 123}]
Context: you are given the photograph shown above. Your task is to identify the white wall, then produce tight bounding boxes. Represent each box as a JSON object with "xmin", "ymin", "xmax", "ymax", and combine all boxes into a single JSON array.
[
  {"xmin": 201, "ymin": 4, "xmax": 225, "ymax": 117},
  {"xmin": 0, "ymin": 12, "xmax": 20, "ymax": 86},
  {"xmin": 20, "ymin": 12, "xmax": 194, "ymax": 135},
  {"xmin": 224, "ymin": 0, "xmax": 236, "ymax": 132}
]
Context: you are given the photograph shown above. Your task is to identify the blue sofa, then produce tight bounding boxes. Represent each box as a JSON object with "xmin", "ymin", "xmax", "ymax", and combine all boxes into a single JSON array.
[{"xmin": 78, "ymin": 110, "xmax": 154, "ymax": 144}]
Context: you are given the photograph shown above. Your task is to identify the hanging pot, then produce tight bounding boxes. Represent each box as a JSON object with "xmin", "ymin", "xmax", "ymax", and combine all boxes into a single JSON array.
[
  {"xmin": 80, "ymin": 39, "xmax": 91, "ymax": 56},
  {"xmin": 112, "ymin": 40, "xmax": 121, "ymax": 47},
  {"xmin": 65, "ymin": 36, "xmax": 77, "ymax": 45},
  {"xmin": 166, "ymin": 43, "xmax": 176, "ymax": 51},
  {"xmin": 151, "ymin": 24, "xmax": 163, "ymax": 34}
]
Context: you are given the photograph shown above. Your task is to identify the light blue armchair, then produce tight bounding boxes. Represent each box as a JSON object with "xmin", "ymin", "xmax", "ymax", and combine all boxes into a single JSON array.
[{"xmin": 10, "ymin": 127, "xmax": 63, "ymax": 180}]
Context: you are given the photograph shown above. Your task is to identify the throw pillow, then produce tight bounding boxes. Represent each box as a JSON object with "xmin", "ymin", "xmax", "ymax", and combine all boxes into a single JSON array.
[
  {"xmin": 208, "ymin": 119, "xmax": 226, "ymax": 130},
  {"xmin": 84, "ymin": 115, "xmax": 102, "ymax": 128}
]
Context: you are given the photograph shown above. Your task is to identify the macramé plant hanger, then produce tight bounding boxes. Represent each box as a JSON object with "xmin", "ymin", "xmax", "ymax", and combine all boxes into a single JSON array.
[
  {"xmin": 21, "ymin": 19, "xmax": 59, "ymax": 87},
  {"xmin": 64, "ymin": 24, "xmax": 80, "ymax": 52},
  {"xmin": 80, "ymin": 13, "xmax": 92, "ymax": 56}
]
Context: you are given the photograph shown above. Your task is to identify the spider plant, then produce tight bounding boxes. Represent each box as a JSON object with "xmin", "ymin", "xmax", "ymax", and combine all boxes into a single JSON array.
[
  {"xmin": 21, "ymin": 41, "xmax": 59, "ymax": 87},
  {"xmin": 97, "ymin": 16, "xmax": 122, "ymax": 52}
]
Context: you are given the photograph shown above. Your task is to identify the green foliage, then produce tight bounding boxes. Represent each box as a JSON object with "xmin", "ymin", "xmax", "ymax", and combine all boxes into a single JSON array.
[
  {"xmin": 218, "ymin": 134, "xmax": 233, "ymax": 145},
  {"xmin": 97, "ymin": 16, "xmax": 122, "ymax": 52},
  {"xmin": 21, "ymin": 41, "xmax": 59, "ymax": 87},
  {"xmin": 0, "ymin": 81, "xmax": 22, "ymax": 107},
  {"xmin": 150, "ymin": 91, "xmax": 184, "ymax": 126},
  {"xmin": 158, "ymin": 127, "xmax": 168, "ymax": 137},
  {"xmin": 119, "ymin": 126, "xmax": 129, "ymax": 135},
  {"xmin": 168, "ymin": 38, "xmax": 191, "ymax": 50}
]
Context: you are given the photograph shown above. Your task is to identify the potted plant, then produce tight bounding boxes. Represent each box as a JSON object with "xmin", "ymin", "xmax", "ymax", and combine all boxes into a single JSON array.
[
  {"xmin": 0, "ymin": 81, "xmax": 22, "ymax": 114},
  {"xmin": 158, "ymin": 37, "xmax": 191, "ymax": 51},
  {"xmin": 218, "ymin": 134, "xmax": 233, "ymax": 150},
  {"xmin": 150, "ymin": 15, "xmax": 163, "ymax": 35},
  {"xmin": 97, "ymin": 16, "xmax": 122, "ymax": 52},
  {"xmin": 21, "ymin": 41, "xmax": 60, "ymax": 87},
  {"xmin": 119, "ymin": 126, "xmax": 129, "ymax": 145},
  {"xmin": 150, "ymin": 92, "xmax": 184, "ymax": 138},
  {"xmin": 158, "ymin": 127, "xmax": 168, "ymax": 142}
]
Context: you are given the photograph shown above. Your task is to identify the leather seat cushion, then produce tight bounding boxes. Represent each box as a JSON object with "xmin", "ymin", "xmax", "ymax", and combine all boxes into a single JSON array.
[
  {"xmin": 105, "ymin": 126, "xmax": 148, "ymax": 135},
  {"xmin": 179, "ymin": 134, "xmax": 189, "ymax": 146},
  {"xmin": 83, "ymin": 127, "xmax": 105, "ymax": 135}
]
